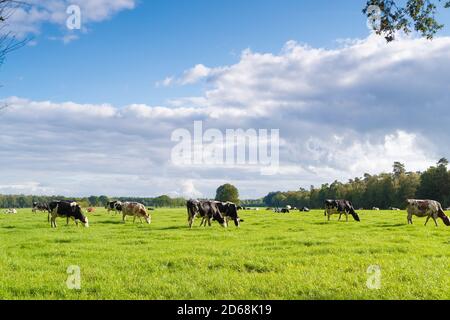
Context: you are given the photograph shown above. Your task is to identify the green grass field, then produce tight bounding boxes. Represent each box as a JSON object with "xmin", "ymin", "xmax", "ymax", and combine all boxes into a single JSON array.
[{"xmin": 1, "ymin": 208, "xmax": 449, "ymax": 300}]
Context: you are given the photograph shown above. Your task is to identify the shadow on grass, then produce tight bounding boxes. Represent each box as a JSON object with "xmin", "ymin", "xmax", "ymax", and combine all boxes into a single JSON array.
[
  {"xmin": 95, "ymin": 220, "xmax": 124, "ymax": 225},
  {"xmin": 157, "ymin": 226, "xmax": 188, "ymax": 231},
  {"xmin": 376, "ymin": 223, "xmax": 405, "ymax": 228}
]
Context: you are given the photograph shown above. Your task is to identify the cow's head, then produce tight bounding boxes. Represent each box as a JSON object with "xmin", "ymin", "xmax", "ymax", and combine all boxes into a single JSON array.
[
  {"xmin": 226, "ymin": 203, "xmax": 242, "ymax": 227},
  {"xmin": 213, "ymin": 212, "xmax": 227, "ymax": 228},
  {"xmin": 70, "ymin": 204, "xmax": 89, "ymax": 227},
  {"xmin": 438, "ymin": 210, "xmax": 450, "ymax": 226},
  {"xmin": 140, "ymin": 207, "xmax": 151, "ymax": 224},
  {"xmin": 441, "ymin": 215, "xmax": 450, "ymax": 226}
]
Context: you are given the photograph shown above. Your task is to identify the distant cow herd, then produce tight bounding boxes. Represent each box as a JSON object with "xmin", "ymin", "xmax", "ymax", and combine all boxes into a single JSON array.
[{"xmin": 2, "ymin": 198, "xmax": 448, "ymax": 228}]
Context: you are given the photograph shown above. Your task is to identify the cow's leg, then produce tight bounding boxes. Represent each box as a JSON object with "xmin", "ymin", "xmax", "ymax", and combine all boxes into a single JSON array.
[
  {"xmin": 189, "ymin": 213, "xmax": 196, "ymax": 228},
  {"xmin": 66, "ymin": 216, "xmax": 70, "ymax": 225},
  {"xmin": 433, "ymin": 216, "xmax": 438, "ymax": 227},
  {"xmin": 133, "ymin": 216, "xmax": 136, "ymax": 224},
  {"xmin": 122, "ymin": 213, "xmax": 126, "ymax": 223},
  {"xmin": 338, "ymin": 213, "xmax": 342, "ymax": 221},
  {"xmin": 425, "ymin": 216, "xmax": 431, "ymax": 226},
  {"xmin": 51, "ymin": 216, "xmax": 57, "ymax": 228},
  {"xmin": 407, "ymin": 214, "xmax": 413, "ymax": 225},
  {"xmin": 346, "ymin": 213, "xmax": 349, "ymax": 222}
]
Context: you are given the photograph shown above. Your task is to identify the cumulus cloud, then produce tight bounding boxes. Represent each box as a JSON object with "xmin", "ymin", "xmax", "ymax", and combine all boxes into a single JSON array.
[
  {"xmin": 1, "ymin": 35, "xmax": 449, "ymax": 197},
  {"xmin": 6, "ymin": 0, "xmax": 136, "ymax": 39},
  {"xmin": 158, "ymin": 64, "xmax": 214, "ymax": 87}
]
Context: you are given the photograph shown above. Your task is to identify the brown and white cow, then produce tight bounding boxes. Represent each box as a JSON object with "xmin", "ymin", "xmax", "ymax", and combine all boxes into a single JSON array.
[
  {"xmin": 121, "ymin": 202, "xmax": 151, "ymax": 224},
  {"xmin": 406, "ymin": 199, "xmax": 450, "ymax": 227}
]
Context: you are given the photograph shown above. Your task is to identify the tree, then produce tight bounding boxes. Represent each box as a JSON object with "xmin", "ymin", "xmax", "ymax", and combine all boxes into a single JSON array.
[
  {"xmin": 98, "ymin": 195, "xmax": 109, "ymax": 207},
  {"xmin": 437, "ymin": 157, "xmax": 449, "ymax": 168},
  {"xmin": 363, "ymin": 0, "xmax": 450, "ymax": 42},
  {"xmin": 215, "ymin": 184, "xmax": 240, "ymax": 204},
  {"xmin": 272, "ymin": 193, "xmax": 287, "ymax": 208},
  {"xmin": 0, "ymin": 1, "xmax": 28, "ymax": 66},
  {"xmin": 393, "ymin": 161, "xmax": 406, "ymax": 177},
  {"xmin": 88, "ymin": 196, "xmax": 98, "ymax": 207}
]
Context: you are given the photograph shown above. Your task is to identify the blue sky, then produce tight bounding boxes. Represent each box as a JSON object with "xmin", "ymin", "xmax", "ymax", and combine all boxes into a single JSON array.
[
  {"xmin": 3, "ymin": 0, "xmax": 442, "ymax": 106},
  {"xmin": 1, "ymin": 1, "xmax": 450, "ymax": 198}
]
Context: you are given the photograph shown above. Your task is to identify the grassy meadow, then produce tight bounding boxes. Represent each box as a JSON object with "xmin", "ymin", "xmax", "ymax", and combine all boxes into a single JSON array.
[{"xmin": 0, "ymin": 207, "xmax": 449, "ymax": 300}]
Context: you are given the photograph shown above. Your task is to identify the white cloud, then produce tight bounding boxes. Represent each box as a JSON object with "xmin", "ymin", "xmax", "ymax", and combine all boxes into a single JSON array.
[
  {"xmin": 159, "ymin": 64, "xmax": 214, "ymax": 87},
  {"xmin": 7, "ymin": 0, "xmax": 136, "ymax": 39},
  {"xmin": 1, "ymin": 35, "xmax": 450, "ymax": 197}
]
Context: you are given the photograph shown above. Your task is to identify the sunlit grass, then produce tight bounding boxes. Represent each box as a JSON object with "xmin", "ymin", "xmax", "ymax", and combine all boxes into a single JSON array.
[{"xmin": 0, "ymin": 208, "xmax": 449, "ymax": 300}]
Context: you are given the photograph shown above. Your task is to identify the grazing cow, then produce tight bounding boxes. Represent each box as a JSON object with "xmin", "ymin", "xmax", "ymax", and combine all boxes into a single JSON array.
[
  {"xmin": 324, "ymin": 200, "xmax": 360, "ymax": 222},
  {"xmin": 446, "ymin": 207, "xmax": 450, "ymax": 211},
  {"xmin": 406, "ymin": 199, "xmax": 450, "ymax": 227},
  {"xmin": 299, "ymin": 207, "xmax": 310, "ymax": 212},
  {"xmin": 32, "ymin": 202, "xmax": 49, "ymax": 214},
  {"xmin": 372, "ymin": 207, "xmax": 380, "ymax": 211},
  {"xmin": 105, "ymin": 201, "xmax": 122, "ymax": 214},
  {"xmin": 121, "ymin": 202, "xmax": 151, "ymax": 224},
  {"xmin": 216, "ymin": 201, "xmax": 243, "ymax": 227},
  {"xmin": 186, "ymin": 200, "xmax": 226, "ymax": 228},
  {"xmin": 4, "ymin": 208, "xmax": 17, "ymax": 214},
  {"xmin": 389, "ymin": 207, "xmax": 401, "ymax": 211},
  {"xmin": 48, "ymin": 201, "xmax": 89, "ymax": 228}
]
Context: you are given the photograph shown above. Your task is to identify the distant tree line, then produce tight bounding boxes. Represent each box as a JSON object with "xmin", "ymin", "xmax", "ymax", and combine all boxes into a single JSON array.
[
  {"xmin": 0, "ymin": 194, "xmax": 187, "ymax": 209},
  {"xmin": 2, "ymin": 159, "xmax": 449, "ymax": 210},
  {"xmin": 264, "ymin": 159, "xmax": 450, "ymax": 210}
]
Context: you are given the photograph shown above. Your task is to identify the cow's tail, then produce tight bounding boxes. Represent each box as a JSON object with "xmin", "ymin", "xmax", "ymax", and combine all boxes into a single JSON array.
[{"xmin": 437, "ymin": 205, "xmax": 450, "ymax": 226}]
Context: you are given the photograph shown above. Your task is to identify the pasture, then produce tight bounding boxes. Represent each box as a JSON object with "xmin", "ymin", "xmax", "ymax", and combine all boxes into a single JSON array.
[{"xmin": 0, "ymin": 208, "xmax": 449, "ymax": 300}]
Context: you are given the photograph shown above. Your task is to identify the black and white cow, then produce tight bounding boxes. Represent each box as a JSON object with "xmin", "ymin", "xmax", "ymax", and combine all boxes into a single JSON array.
[
  {"xmin": 32, "ymin": 202, "xmax": 49, "ymax": 214},
  {"xmin": 186, "ymin": 200, "xmax": 227, "ymax": 228},
  {"xmin": 324, "ymin": 199, "xmax": 360, "ymax": 222},
  {"xmin": 48, "ymin": 201, "xmax": 89, "ymax": 228},
  {"xmin": 406, "ymin": 199, "xmax": 450, "ymax": 227},
  {"xmin": 216, "ymin": 201, "xmax": 243, "ymax": 227},
  {"xmin": 299, "ymin": 207, "xmax": 310, "ymax": 212},
  {"xmin": 105, "ymin": 201, "xmax": 122, "ymax": 214}
]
